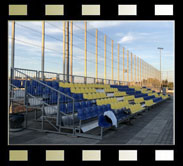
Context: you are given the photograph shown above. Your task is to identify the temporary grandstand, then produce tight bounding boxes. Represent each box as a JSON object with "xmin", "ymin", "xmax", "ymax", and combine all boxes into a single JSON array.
[{"xmin": 8, "ymin": 21, "xmax": 173, "ymax": 143}]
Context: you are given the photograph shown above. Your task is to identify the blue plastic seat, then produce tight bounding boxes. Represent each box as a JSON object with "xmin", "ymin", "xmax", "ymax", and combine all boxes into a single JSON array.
[
  {"xmin": 97, "ymin": 106, "xmax": 103, "ymax": 116},
  {"xmin": 81, "ymin": 101, "xmax": 87, "ymax": 108},
  {"xmin": 67, "ymin": 103, "xmax": 74, "ymax": 113},
  {"xmin": 106, "ymin": 104, "xmax": 111, "ymax": 110},
  {"xmin": 77, "ymin": 108, "xmax": 86, "ymax": 120},
  {"xmin": 31, "ymin": 80, "xmax": 38, "ymax": 87},
  {"xmin": 89, "ymin": 107, "xmax": 96, "ymax": 118},
  {"xmin": 64, "ymin": 88, "xmax": 70, "ymax": 93},
  {"xmin": 74, "ymin": 102, "xmax": 81, "ymax": 111},
  {"xmin": 27, "ymin": 86, "xmax": 35, "ymax": 95},
  {"xmin": 12, "ymin": 80, "xmax": 22, "ymax": 88},
  {"xmin": 78, "ymin": 94, "xmax": 83, "ymax": 101},
  {"xmin": 92, "ymin": 106, "xmax": 98, "ymax": 116},
  {"xmin": 58, "ymin": 87, "xmax": 64, "ymax": 93},
  {"xmin": 85, "ymin": 108, "xmax": 91, "ymax": 120},
  {"xmin": 87, "ymin": 101, "xmax": 92, "ymax": 107},
  {"xmin": 52, "ymin": 81, "xmax": 59, "ymax": 88},
  {"xmin": 43, "ymin": 87, "xmax": 51, "ymax": 95},
  {"xmin": 46, "ymin": 81, "xmax": 52, "ymax": 87},
  {"xmin": 72, "ymin": 94, "xmax": 79, "ymax": 101},
  {"xmin": 64, "ymin": 92, "xmax": 73, "ymax": 103},
  {"xmin": 35, "ymin": 86, "xmax": 43, "ymax": 96},
  {"xmin": 98, "ymin": 115, "xmax": 112, "ymax": 128},
  {"xmin": 60, "ymin": 95, "xmax": 65, "ymax": 103},
  {"xmin": 22, "ymin": 80, "xmax": 30, "ymax": 87},
  {"xmin": 49, "ymin": 92, "xmax": 58, "ymax": 104},
  {"xmin": 60, "ymin": 104, "xmax": 67, "ymax": 113}
]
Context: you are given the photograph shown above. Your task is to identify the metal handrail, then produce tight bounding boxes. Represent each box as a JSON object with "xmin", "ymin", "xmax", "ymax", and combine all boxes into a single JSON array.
[
  {"xmin": 14, "ymin": 68, "xmax": 74, "ymax": 100},
  {"xmin": 18, "ymin": 67, "xmax": 129, "ymax": 84},
  {"xmin": 14, "ymin": 67, "xmax": 38, "ymax": 72}
]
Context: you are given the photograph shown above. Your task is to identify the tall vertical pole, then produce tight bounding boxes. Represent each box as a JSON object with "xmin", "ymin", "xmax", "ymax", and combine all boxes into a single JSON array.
[
  {"xmin": 84, "ymin": 21, "xmax": 87, "ymax": 81},
  {"xmin": 137, "ymin": 57, "xmax": 139, "ymax": 82},
  {"xmin": 11, "ymin": 21, "xmax": 15, "ymax": 79},
  {"xmin": 123, "ymin": 47, "xmax": 125, "ymax": 82},
  {"xmin": 131, "ymin": 52, "xmax": 133, "ymax": 82},
  {"xmin": 140, "ymin": 58, "xmax": 141, "ymax": 84},
  {"xmin": 118, "ymin": 44, "xmax": 120, "ymax": 82},
  {"xmin": 96, "ymin": 29, "xmax": 98, "ymax": 82},
  {"xmin": 66, "ymin": 21, "xmax": 70, "ymax": 82},
  {"xmin": 158, "ymin": 47, "xmax": 163, "ymax": 91},
  {"xmin": 160, "ymin": 52, "xmax": 161, "ymax": 86},
  {"xmin": 134, "ymin": 55, "xmax": 136, "ymax": 83},
  {"xmin": 63, "ymin": 21, "xmax": 65, "ymax": 82},
  {"xmin": 104, "ymin": 35, "xmax": 107, "ymax": 83},
  {"xmin": 41, "ymin": 21, "xmax": 45, "ymax": 80},
  {"xmin": 127, "ymin": 50, "xmax": 129, "ymax": 82},
  {"xmin": 142, "ymin": 60, "xmax": 143, "ymax": 86},
  {"xmin": 111, "ymin": 40, "xmax": 114, "ymax": 81},
  {"xmin": 70, "ymin": 21, "xmax": 73, "ymax": 82}
]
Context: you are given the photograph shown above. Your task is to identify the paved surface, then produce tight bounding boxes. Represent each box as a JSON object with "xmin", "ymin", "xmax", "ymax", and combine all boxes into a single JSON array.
[{"xmin": 9, "ymin": 97, "xmax": 174, "ymax": 145}]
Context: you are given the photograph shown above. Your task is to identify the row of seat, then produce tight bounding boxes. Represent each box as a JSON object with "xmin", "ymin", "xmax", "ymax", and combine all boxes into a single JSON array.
[
  {"xmin": 145, "ymin": 99, "xmax": 155, "ymax": 106},
  {"xmin": 70, "ymin": 87, "xmax": 96, "ymax": 93},
  {"xmin": 77, "ymin": 104, "xmax": 111, "ymax": 120},
  {"xmin": 83, "ymin": 92, "xmax": 107, "ymax": 100},
  {"xmin": 104, "ymin": 87, "xmax": 118, "ymax": 92},
  {"xmin": 59, "ymin": 101, "xmax": 94, "ymax": 114},
  {"xmin": 123, "ymin": 95, "xmax": 135, "ymax": 101},
  {"xmin": 135, "ymin": 93, "xmax": 148, "ymax": 98},
  {"xmin": 153, "ymin": 97, "xmax": 163, "ymax": 103},
  {"xmin": 126, "ymin": 104, "xmax": 144, "ymax": 114},
  {"xmin": 160, "ymin": 94, "xmax": 169, "ymax": 99},
  {"xmin": 96, "ymin": 97, "xmax": 118, "ymax": 106},
  {"xmin": 110, "ymin": 101, "xmax": 129, "ymax": 110},
  {"xmin": 59, "ymin": 82, "xmax": 110, "ymax": 88},
  {"xmin": 114, "ymin": 91, "xmax": 127, "ymax": 97},
  {"xmin": 134, "ymin": 97, "xmax": 144, "ymax": 104}
]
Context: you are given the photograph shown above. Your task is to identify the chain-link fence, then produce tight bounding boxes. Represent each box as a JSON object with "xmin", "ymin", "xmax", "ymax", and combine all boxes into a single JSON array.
[{"xmin": 9, "ymin": 21, "xmax": 162, "ymax": 89}]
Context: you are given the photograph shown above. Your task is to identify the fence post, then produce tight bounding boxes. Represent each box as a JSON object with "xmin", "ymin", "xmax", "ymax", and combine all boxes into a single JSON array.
[
  {"xmin": 140, "ymin": 58, "xmax": 141, "ymax": 86},
  {"xmin": 66, "ymin": 21, "xmax": 70, "ymax": 83},
  {"xmin": 118, "ymin": 44, "xmax": 120, "ymax": 82},
  {"xmin": 84, "ymin": 21, "xmax": 87, "ymax": 80},
  {"xmin": 127, "ymin": 50, "xmax": 129, "ymax": 83},
  {"xmin": 131, "ymin": 52, "xmax": 133, "ymax": 83},
  {"xmin": 41, "ymin": 21, "xmax": 45, "ymax": 80},
  {"xmin": 134, "ymin": 55, "xmax": 136, "ymax": 84},
  {"xmin": 137, "ymin": 56, "xmax": 139, "ymax": 83},
  {"xmin": 63, "ymin": 21, "xmax": 66, "ymax": 82},
  {"xmin": 123, "ymin": 47, "xmax": 125, "ymax": 82},
  {"xmin": 70, "ymin": 21, "xmax": 73, "ymax": 83},
  {"xmin": 11, "ymin": 21, "xmax": 15, "ymax": 79},
  {"xmin": 111, "ymin": 40, "xmax": 113, "ymax": 81},
  {"xmin": 104, "ymin": 35, "xmax": 106, "ymax": 84},
  {"xmin": 96, "ymin": 29, "xmax": 98, "ymax": 83}
]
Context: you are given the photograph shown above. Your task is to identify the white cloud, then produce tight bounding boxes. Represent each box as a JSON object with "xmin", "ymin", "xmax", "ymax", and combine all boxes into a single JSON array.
[
  {"xmin": 118, "ymin": 33, "xmax": 136, "ymax": 43},
  {"xmin": 118, "ymin": 32, "xmax": 153, "ymax": 44}
]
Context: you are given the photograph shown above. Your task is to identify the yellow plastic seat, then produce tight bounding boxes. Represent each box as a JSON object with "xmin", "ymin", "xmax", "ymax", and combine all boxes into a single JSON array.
[{"xmin": 145, "ymin": 99, "xmax": 155, "ymax": 106}]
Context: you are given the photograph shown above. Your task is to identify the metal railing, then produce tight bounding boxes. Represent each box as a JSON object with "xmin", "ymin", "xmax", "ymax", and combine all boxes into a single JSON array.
[
  {"xmin": 10, "ymin": 68, "xmax": 76, "ymax": 134},
  {"xmin": 18, "ymin": 68, "xmax": 129, "ymax": 85}
]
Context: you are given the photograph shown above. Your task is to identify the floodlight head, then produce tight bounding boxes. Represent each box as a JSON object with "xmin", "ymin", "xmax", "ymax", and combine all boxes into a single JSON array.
[{"xmin": 158, "ymin": 47, "xmax": 164, "ymax": 50}]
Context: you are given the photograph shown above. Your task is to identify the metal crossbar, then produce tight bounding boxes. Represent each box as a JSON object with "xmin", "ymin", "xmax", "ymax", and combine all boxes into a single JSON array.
[{"xmin": 10, "ymin": 67, "xmax": 76, "ymax": 135}]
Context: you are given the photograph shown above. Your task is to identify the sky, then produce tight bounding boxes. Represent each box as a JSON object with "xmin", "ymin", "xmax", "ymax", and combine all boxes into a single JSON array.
[{"xmin": 8, "ymin": 21, "xmax": 174, "ymax": 82}]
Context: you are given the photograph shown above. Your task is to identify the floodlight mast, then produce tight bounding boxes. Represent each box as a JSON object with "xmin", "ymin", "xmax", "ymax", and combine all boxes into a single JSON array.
[{"xmin": 158, "ymin": 47, "xmax": 163, "ymax": 92}]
